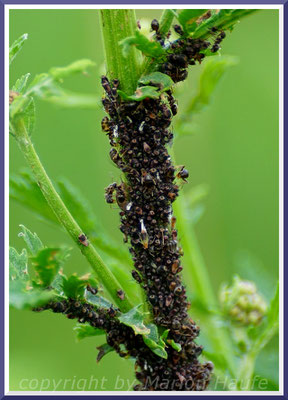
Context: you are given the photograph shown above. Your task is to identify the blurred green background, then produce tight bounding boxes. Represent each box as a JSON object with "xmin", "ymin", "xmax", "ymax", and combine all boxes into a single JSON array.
[{"xmin": 9, "ymin": 9, "xmax": 279, "ymax": 391}]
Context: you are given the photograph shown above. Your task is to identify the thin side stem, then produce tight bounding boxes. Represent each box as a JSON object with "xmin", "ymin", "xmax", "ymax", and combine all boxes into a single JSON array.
[
  {"xmin": 173, "ymin": 195, "xmax": 236, "ymax": 376},
  {"xmin": 14, "ymin": 118, "xmax": 134, "ymax": 312},
  {"xmin": 100, "ymin": 9, "xmax": 142, "ymax": 94}
]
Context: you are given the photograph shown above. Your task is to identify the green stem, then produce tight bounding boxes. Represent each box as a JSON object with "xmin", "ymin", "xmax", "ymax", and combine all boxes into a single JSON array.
[
  {"xmin": 173, "ymin": 196, "xmax": 236, "ymax": 376},
  {"xmin": 141, "ymin": 9, "xmax": 176, "ymax": 76},
  {"xmin": 158, "ymin": 9, "xmax": 176, "ymax": 36},
  {"xmin": 100, "ymin": 9, "xmax": 141, "ymax": 94},
  {"xmin": 236, "ymin": 351, "xmax": 257, "ymax": 390},
  {"xmin": 14, "ymin": 118, "xmax": 134, "ymax": 312}
]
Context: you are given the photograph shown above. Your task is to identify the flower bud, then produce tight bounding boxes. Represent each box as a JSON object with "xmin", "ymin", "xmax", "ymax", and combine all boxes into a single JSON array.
[{"xmin": 219, "ymin": 276, "xmax": 267, "ymax": 326}]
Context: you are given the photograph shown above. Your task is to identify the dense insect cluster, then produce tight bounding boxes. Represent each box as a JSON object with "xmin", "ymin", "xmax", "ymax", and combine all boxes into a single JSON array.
[
  {"xmin": 98, "ymin": 19, "xmax": 222, "ymax": 389},
  {"xmin": 35, "ymin": 291, "xmax": 212, "ymax": 390},
  {"xmin": 151, "ymin": 22, "xmax": 226, "ymax": 83}
]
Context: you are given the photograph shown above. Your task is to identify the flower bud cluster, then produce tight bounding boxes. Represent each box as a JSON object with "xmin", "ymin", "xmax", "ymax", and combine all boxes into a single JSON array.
[{"xmin": 219, "ymin": 276, "xmax": 268, "ymax": 326}]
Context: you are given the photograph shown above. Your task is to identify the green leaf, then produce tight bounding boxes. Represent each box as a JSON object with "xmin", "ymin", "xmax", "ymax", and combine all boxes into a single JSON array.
[
  {"xmin": 61, "ymin": 274, "xmax": 89, "ymax": 299},
  {"xmin": 143, "ymin": 324, "xmax": 168, "ymax": 359},
  {"xmin": 167, "ymin": 338, "xmax": 182, "ymax": 352},
  {"xmin": 10, "ymin": 279, "xmax": 54, "ymax": 310},
  {"xmin": 118, "ymin": 86, "xmax": 161, "ymax": 101},
  {"xmin": 85, "ymin": 290, "xmax": 114, "ymax": 310},
  {"xmin": 178, "ymin": 10, "xmax": 208, "ymax": 33},
  {"xmin": 10, "ymin": 59, "xmax": 96, "ymax": 131},
  {"xmin": 96, "ymin": 343, "xmax": 114, "ymax": 363},
  {"xmin": 189, "ymin": 56, "xmax": 238, "ymax": 114},
  {"xmin": 18, "ymin": 224, "xmax": 43, "ymax": 256},
  {"xmin": 193, "ymin": 9, "xmax": 256, "ymax": 39},
  {"xmin": 32, "ymin": 248, "xmax": 62, "ymax": 288},
  {"xmin": 138, "ymin": 72, "xmax": 174, "ymax": 91},
  {"xmin": 49, "ymin": 59, "xmax": 96, "ymax": 79},
  {"xmin": 9, "ymin": 33, "xmax": 28, "ymax": 65},
  {"xmin": 9, "ymin": 247, "xmax": 28, "ymax": 281},
  {"xmin": 74, "ymin": 324, "xmax": 104, "ymax": 341},
  {"xmin": 118, "ymin": 304, "xmax": 150, "ymax": 335},
  {"xmin": 12, "ymin": 73, "xmax": 31, "ymax": 93},
  {"xmin": 120, "ymin": 30, "xmax": 165, "ymax": 58}
]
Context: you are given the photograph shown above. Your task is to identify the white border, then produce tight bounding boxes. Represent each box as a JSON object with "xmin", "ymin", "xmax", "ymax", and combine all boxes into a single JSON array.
[{"xmin": 5, "ymin": 4, "xmax": 284, "ymax": 396}]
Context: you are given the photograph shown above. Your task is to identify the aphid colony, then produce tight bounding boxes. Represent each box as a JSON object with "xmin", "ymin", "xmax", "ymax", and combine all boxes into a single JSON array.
[
  {"xmin": 150, "ymin": 21, "xmax": 226, "ymax": 83},
  {"xmin": 97, "ymin": 18, "xmax": 225, "ymax": 391},
  {"xmin": 35, "ymin": 293, "xmax": 212, "ymax": 391},
  {"xmin": 100, "ymin": 56, "xmax": 212, "ymax": 391}
]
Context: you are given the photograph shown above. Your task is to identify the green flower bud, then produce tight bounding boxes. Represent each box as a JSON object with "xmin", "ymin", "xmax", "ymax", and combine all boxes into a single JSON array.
[{"xmin": 219, "ymin": 276, "xmax": 267, "ymax": 326}]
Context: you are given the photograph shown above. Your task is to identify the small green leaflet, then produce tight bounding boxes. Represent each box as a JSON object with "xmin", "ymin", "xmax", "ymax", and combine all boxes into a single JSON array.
[
  {"xmin": 118, "ymin": 72, "xmax": 174, "ymax": 102},
  {"xmin": 49, "ymin": 59, "xmax": 96, "ymax": 79},
  {"xmin": 32, "ymin": 248, "xmax": 62, "ymax": 288},
  {"xmin": 9, "ymin": 245, "xmax": 54, "ymax": 310},
  {"xmin": 12, "ymin": 73, "xmax": 31, "ymax": 94},
  {"xmin": 61, "ymin": 275, "xmax": 88, "ymax": 299},
  {"xmin": 96, "ymin": 343, "xmax": 114, "ymax": 363},
  {"xmin": 166, "ymin": 339, "xmax": 182, "ymax": 352},
  {"xmin": 10, "ymin": 59, "xmax": 97, "ymax": 135},
  {"xmin": 18, "ymin": 224, "xmax": 43, "ymax": 256},
  {"xmin": 118, "ymin": 304, "xmax": 150, "ymax": 335},
  {"xmin": 120, "ymin": 30, "xmax": 165, "ymax": 58},
  {"xmin": 74, "ymin": 324, "xmax": 104, "ymax": 341},
  {"xmin": 118, "ymin": 86, "xmax": 162, "ymax": 101},
  {"xmin": 85, "ymin": 290, "xmax": 114, "ymax": 310},
  {"xmin": 9, "ymin": 247, "xmax": 28, "ymax": 281},
  {"xmin": 177, "ymin": 10, "xmax": 208, "ymax": 34},
  {"xmin": 9, "ymin": 33, "xmax": 28, "ymax": 65},
  {"xmin": 143, "ymin": 324, "xmax": 167, "ymax": 359},
  {"xmin": 138, "ymin": 72, "xmax": 174, "ymax": 91}
]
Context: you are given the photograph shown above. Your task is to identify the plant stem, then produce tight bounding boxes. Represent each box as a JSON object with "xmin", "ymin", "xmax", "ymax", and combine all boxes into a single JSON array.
[
  {"xmin": 100, "ymin": 9, "xmax": 141, "ymax": 94},
  {"xmin": 173, "ymin": 178, "xmax": 236, "ymax": 376},
  {"xmin": 236, "ymin": 351, "xmax": 256, "ymax": 390},
  {"xmin": 158, "ymin": 9, "xmax": 176, "ymax": 36},
  {"xmin": 141, "ymin": 9, "xmax": 176, "ymax": 76},
  {"xmin": 14, "ymin": 118, "xmax": 134, "ymax": 312}
]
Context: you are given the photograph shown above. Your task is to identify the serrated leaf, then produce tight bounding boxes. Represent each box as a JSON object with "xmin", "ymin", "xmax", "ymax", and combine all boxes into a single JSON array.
[
  {"xmin": 138, "ymin": 72, "xmax": 174, "ymax": 91},
  {"xmin": 178, "ymin": 10, "xmax": 208, "ymax": 33},
  {"xmin": 32, "ymin": 248, "xmax": 62, "ymax": 288},
  {"xmin": 118, "ymin": 305, "xmax": 150, "ymax": 335},
  {"xmin": 12, "ymin": 73, "xmax": 31, "ymax": 93},
  {"xmin": 61, "ymin": 274, "xmax": 90, "ymax": 299},
  {"xmin": 85, "ymin": 289, "xmax": 114, "ymax": 310},
  {"xmin": 18, "ymin": 224, "xmax": 43, "ymax": 256},
  {"xmin": 49, "ymin": 59, "xmax": 96, "ymax": 79},
  {"xmin": 143, "ymin": 324, "xmax": 168, "ymax": 359},
  {"xmin": 96, "ymin": 343, "xmax": 114, "ymax": 363},
  {"xmin": 120, "ymin": 30, "xmax": 165, "ymax": 58},
  {"xmin": 9, "ymin": 33, "xmax": 28, "ymax": 65},
  {"xmin": 74, "ymin": 324, "xmax": 104, "ymax": 341},
  {"xmin": 10, "ymin": 279, "xmax": 53, "ymax": 310},
  {"xmin": 9, "ymin": 247, "xmax": 28, "ymax": 281}
]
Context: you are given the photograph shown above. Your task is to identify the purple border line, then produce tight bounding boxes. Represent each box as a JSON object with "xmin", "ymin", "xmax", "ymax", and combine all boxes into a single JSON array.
[{"xmin": 2, "ymin": 1, "xmax": 287, "ymax": 399}]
